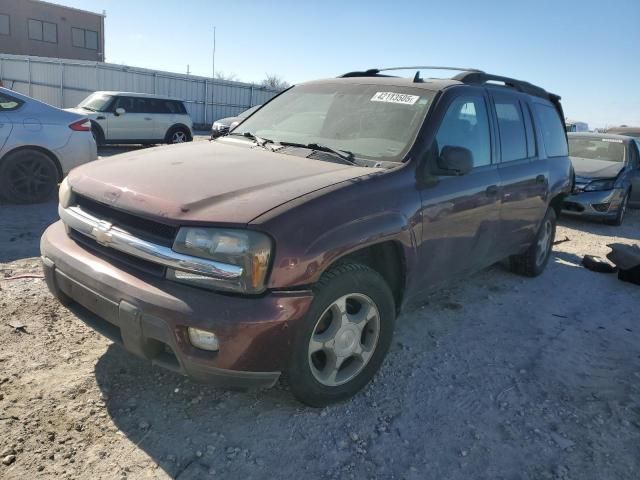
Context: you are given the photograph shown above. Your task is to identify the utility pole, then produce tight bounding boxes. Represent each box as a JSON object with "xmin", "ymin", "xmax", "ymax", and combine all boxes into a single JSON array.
[
  {"xmin": 186, "ymin": 64, "xmax": 190, "ymax": 75},
  {"xmin": 212, "ymin": 26, "xmax": 216, "ymax": 79}
]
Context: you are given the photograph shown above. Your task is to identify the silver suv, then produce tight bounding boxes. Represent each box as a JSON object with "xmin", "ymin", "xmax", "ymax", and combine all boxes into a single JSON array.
[{"xmin": 68, "ymin": 92, "xmax": 193, "ymax": 146}]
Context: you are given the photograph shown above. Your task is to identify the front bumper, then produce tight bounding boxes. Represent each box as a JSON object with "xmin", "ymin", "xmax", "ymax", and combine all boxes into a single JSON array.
[
  {"xmin": 561, "ymin": 188, "xmax": 626, "ymax": 220},
  {"xmin": 41, "ymin": 221, "xmax": 314, "ymax": 389}
]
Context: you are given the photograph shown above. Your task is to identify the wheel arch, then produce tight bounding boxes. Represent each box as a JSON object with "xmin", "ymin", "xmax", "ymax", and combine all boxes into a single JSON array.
[
  {"xmin": 90, "ymin": 120, "xmax": 105, "ymax": 143},
  {"xmin": 332, "ymin": 240, "xmax": 407, "ymax": 312}
]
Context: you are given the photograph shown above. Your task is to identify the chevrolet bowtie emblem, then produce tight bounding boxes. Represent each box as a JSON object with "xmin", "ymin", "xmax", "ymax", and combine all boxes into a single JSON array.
[{"xmin": 91, "ymin": 221, "xmax": 113, "ymax": 246}]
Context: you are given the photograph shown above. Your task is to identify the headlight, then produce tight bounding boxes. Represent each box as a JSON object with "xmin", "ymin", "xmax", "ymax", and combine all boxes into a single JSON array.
[
  {"xmin": 59, "ymin": 177, "xmax": 72, "ymax": 208},
  {"xmin": 584, "ymin": 179, "xmax": 616, "ymax": 192},
  {"xmin": 168, "ymin": 227, "xmax": 272, "ymax": 293}
]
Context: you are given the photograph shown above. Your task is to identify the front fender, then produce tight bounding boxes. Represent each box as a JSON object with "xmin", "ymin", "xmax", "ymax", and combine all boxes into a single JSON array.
[{"xmin": 267, "ymin": 210, "xmax": 417, "ymax": 289}]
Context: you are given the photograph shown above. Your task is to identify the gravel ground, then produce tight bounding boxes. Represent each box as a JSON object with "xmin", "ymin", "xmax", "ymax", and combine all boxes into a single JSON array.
[{"xmin": 1, "ymin": 172, "xmax": 639, "ymax": 479}]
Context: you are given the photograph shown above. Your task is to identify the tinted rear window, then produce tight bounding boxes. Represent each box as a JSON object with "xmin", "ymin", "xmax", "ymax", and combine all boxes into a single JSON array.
[
  {"xmin": 494, "ymin": 96, "xmax": 527, "ymax": 162},
  {"xmin": 534, "ymin": 103, "xmax": 568, "ymax": 157}
]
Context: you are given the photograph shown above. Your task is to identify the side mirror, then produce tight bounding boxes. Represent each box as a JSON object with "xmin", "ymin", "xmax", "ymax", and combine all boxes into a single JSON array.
[
  {"xmin": 115, "ymin": 107, "xmax": 126, "ymax": 116},
  {"xmin": 437, "ymin": 146, "xmax": 473, "ymax": 176}
]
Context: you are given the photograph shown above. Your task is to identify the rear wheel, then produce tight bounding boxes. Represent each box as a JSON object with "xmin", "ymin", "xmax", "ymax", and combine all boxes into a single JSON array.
[
  {"xmin": 0, "ymin": 149, "xmax": 59, "ymax": 204},
  {"xmin": 605, "ymin": 190, "xmax": 629, "ymax": 226},
  {"xmin": 509, "ymin": 207, "xmax": 557, "ymax": 277},
  {"xmin": 167, "ymin": 127, "xmax": 189, "ymax": 144},
  {"xmin": 288, "ymin": 263, "xmax": 395, "ymax": 407}
]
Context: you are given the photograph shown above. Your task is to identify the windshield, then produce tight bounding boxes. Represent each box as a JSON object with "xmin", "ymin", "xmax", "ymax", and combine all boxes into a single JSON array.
[
  {"xmin": 78, "ymin": 93, "xmax": 113, "ymax": 112},
  {"xmin": 234, "ymin": 83, "xmax": 434, "ymax": 162},
  {"xmin": 239, "ymin": 105, "xmax": 260, "ymax": 119},
  {"xmin": 568, "ymin": 138, "xmax": 626, "ymax": 163}
]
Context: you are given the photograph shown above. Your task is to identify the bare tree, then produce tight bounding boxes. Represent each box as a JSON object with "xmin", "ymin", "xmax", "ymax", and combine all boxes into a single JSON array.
[
  {"xmin": 262, "ymin": 74, "xmax": 290, "ymax": 90},
  {"xmin": 214, "ymin": 71, "xmax": 239, "ymax": 82}
]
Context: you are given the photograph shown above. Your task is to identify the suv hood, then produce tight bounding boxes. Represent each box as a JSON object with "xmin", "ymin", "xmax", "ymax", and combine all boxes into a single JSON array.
[
  {"xmin": 569, "ymin": 156, "xmax": 625, "ymax": 180},
  {"xmin": 68, "ymin": 140, "xmax": 381, "ymax": 224}
]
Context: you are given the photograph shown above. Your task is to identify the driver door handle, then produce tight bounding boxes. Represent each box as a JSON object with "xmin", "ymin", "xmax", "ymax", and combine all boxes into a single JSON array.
[
  {"xmin": 144, "ymin": 117, "xmax": 152, "ymax": 121},
  {"xmin": 536, "ymin": 174, "xmax": 546, "ymax": 184}
]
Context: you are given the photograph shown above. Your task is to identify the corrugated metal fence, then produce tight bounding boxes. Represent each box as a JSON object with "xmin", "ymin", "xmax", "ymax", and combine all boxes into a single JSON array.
[{"xmin": 0, "ymin": 53, "xmax": 281, "ymax": 127}]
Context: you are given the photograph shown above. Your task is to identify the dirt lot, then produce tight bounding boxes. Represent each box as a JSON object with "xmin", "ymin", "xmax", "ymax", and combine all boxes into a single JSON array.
[{"xmin": 1, "ymin": 172, "xmax": 639, "ymax": 479}]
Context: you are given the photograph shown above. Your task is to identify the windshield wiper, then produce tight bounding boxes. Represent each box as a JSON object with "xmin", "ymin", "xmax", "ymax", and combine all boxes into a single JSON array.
[
  {"xmin": 228, "ymin": 131, "xmax": 274, "ymax": 148},
  {"xmin": 279, "ymin": 141, "xmax": 357, "ymax": 166},
  {"xmin": 81, "ymin": 106, "xmax": 96, "ymax": 111}
]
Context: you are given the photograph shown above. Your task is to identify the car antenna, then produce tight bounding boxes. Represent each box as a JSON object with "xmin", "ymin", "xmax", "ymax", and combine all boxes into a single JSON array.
[{"xmin": 413, "ymin": 70, "xmax": 423, "ymax": 83}]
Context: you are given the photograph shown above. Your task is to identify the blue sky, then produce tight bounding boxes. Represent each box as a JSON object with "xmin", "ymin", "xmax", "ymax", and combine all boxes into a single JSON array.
[{"xmin": 56, "ymin": 0, "xmax": 639, "ymax": 127}]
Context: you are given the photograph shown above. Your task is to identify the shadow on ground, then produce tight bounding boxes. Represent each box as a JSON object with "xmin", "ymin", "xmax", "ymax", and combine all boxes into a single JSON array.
[{"xmin": 0, "ymin": 200, "xmax": 58, "ymax": 263}]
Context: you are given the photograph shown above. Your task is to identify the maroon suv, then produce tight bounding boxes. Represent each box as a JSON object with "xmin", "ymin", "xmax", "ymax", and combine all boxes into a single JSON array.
[{"xmin": 41, "ymin": 67, "xmax": 572, "ymax": 406}]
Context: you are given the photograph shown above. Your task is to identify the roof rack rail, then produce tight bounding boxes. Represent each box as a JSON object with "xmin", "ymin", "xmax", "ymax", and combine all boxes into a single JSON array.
[
  {"xmin": 339, "ymin": 66, "xmax": 484, "ymax": 78},
  {"xmin": 453, "ymin": 71, "xmax": 559, "ymax": 101}
]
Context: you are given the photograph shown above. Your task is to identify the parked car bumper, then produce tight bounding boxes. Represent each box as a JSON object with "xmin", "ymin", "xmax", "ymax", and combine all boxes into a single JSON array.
[
  {"xmin": 561, "ymin": 188, "xmax": 626, "ymax": 220},
  {"xmin": 40, "ymin": 221, "xmax": 314, "ymax": 389},
  {"xmin": 54, "ymin": 132, "xmax": 98, "ymax": 175}
]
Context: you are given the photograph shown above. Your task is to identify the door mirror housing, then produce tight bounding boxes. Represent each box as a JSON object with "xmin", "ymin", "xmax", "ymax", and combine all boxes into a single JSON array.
[
  {"xmin": 115, "ymin": 107, "xmax": 126, "ymax": 116},
  {"xmin": 437, "ymin": 146, "xmax": 474, "ymax": 176}
]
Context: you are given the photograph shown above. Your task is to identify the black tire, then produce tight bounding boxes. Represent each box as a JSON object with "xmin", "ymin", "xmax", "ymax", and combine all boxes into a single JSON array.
[
  {"xmin": 90, "ymin": 123, "xmax": 105, "ymax": 146},
  {"xmin": 288, "ymin": 263, "xmax": 396, "ymax": 407},
  {"xmin": 166, "ymin": 127, "xmax": 190, "ymax": 144},
  {"xmin": 0, "ymin": 149, "xmax": 59, "ymax": 204},
  {"xmin": 605, "ymin": 190, "xmax": 629, "ymax": 226},
  {"xmin": 509, "ymin": 207, "xmax": 557, "ymax": 277}
]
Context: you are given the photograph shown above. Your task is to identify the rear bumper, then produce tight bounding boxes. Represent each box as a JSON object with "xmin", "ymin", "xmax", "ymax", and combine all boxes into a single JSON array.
[
  {"xmin": 561, "ymin": 188, "xmax": 625, "ymax": 220},
  {"xmin": 54, "ymin": 132, "xmax": 98, "ymax": 175},
  {"xmin": 41, "ymin": 221, "xmax": 314, "ymax": 389}
]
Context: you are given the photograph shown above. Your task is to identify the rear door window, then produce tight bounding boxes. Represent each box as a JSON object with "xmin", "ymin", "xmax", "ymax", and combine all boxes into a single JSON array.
[
  {"xmin": 534, "ymin": 103, "xmax": 569, "ymax": 157},
  {"xmin": 493, "ymin": 95, "xmax": 528, "ymax": 162},
  {"xmin": 130, "ymin": 98, "xmax": 151, "ymax": 114}
]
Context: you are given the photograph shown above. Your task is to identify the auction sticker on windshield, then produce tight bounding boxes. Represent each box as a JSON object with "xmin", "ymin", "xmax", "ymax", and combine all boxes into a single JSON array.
[{"xmin": 371, "ymin": 92, "xmax": 420, "ymax": 105}]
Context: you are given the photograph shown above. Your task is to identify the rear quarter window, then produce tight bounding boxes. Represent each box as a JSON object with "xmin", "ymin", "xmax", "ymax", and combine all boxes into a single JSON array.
[
  {"xmin": 534, "ymin": 103, "xmax": 568, "ymax": 158},
  {"xmin": 174, "ymin": 101, "xmax": 187, "ymax": 114}
]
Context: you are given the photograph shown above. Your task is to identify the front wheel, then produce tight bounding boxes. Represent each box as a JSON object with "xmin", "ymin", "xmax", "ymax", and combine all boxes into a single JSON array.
[
  {"xmin": 605, "ymin": 190, "xmax": 629, "ymax": 226},
  {"xmin": 288, "ymin": 263, "xmax": 395, "ymax": 407},
  {"xmin": 509, "ymin": 207, "xmax": 557, "ymax": 277},
  {"xmin": 167, "ymin": 128, "xmax": 190, "ymax": 144}
]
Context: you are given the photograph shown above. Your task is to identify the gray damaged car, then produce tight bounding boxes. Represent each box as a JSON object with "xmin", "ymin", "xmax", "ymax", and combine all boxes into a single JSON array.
[{"xmin": 562, "ymin": 132, "xmax": 640, "ymax": 225}]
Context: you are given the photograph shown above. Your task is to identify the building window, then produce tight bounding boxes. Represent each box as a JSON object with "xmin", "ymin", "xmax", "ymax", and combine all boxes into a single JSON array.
[
  {"xmin": 72, "ymin": 27, "xmax": 98, "ymax": 50},
  {"xmin": 0, "ymin": 14, "xmax": 9, "ymax": 36},
  {"xmin": 28, "ymin": 19, "xmax": 57, "ymax": 43}
]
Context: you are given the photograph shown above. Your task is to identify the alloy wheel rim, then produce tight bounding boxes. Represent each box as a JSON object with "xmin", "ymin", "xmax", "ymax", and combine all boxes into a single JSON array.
[
  {"xmin": 535, "ymin": 219, "xmax": 552, "ymax": 267},
  {"xmin": 308, "ymin": 293, "xmax": 381, "ymax": 387},
  {"xmin": 9, "ymin": 157, "xmax": 56, "ymax": 198},
  {"xmin": 172, "ymin": 131, "xmax": 186, "ymax": 143}
]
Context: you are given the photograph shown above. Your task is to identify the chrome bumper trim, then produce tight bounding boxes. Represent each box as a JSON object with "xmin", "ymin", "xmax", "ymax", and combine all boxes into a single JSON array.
[{"xmin": 59, "ymin": 205, "xmax": 243, "ymax": 281}]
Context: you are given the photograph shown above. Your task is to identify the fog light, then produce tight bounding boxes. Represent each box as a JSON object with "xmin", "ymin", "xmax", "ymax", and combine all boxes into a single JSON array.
[{"xmin": 188, "ymin": 327, "xmax": 219, "ymax": 351}]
